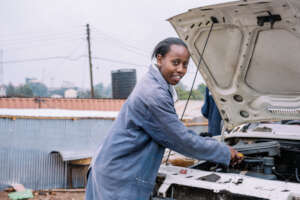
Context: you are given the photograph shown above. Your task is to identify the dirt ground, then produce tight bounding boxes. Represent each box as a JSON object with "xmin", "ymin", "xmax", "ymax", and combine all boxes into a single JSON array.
[{"xmin": 0, "ymin": 190, "xmax": 85, "ymax": 200}]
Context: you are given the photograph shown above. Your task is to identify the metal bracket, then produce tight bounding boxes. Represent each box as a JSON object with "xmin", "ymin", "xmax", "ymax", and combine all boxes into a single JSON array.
[{"xmin": 257, "ymin": 12, "xmax": 281, "ymax": 29}]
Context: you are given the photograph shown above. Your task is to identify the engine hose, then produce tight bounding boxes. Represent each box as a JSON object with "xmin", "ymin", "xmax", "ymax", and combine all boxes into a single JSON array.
[
  {"xmin": 295, "ymin": 168, "xmax": 300, "ymax": 183},
  {"xmin": 272, "ymin": 168, "xmax": 285, "ymax": 180}
]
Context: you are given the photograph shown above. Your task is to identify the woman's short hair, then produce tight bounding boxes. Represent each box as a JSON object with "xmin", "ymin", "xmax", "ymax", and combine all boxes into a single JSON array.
[{"xmin": 151, "ymin": 37, "xmax": 188, "ymax": 59}]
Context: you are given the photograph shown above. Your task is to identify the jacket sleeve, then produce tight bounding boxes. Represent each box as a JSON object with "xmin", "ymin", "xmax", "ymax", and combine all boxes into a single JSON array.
[{"xmin": 142, "ymin": 89, "xmax": 231, "ymax": 166}]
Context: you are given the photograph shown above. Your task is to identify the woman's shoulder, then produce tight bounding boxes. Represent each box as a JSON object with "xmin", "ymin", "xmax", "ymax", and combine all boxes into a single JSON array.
[
  {"xmin": 130, "ymin": 73, "xmax": 171, "ymax": 106},
  {"xmin": 138, "ymin": 71, "xmax": 166, "ymax": 92}
]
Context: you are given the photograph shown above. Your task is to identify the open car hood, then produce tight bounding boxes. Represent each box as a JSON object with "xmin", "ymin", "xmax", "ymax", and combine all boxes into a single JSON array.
[{"xmin": 169, "ymin": 0, "xmax": 300, "ymax": 130}]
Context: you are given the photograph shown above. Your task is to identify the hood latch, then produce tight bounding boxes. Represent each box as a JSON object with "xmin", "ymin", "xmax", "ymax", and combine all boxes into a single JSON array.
[{"xmin": 257, "ymin": 11, "xmax": 281, "ymax": 29}]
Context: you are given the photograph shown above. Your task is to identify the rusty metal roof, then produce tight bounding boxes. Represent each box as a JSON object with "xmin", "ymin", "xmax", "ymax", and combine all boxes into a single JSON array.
[{"xmin": 0, "ymin": 98, "xmax": 125, "ymax": 111}]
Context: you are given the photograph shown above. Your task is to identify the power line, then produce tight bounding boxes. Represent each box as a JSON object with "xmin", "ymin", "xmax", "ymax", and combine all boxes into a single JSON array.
[
  {"xmin": 0, "ymin": 54, "xmax": 147, "ymax": 69},
  {"xmin": 0, "ymin": 32, "xmax": 83, "ymax": 42},
  {"xmin": 92, "ymin": 33, "xmax": 149, "ymax": 56},
  {"xmin": 52, "ymin": 41, "xmax": 86, "ymax": 71},
  {"xmin": 0, "ymin": 55, "xmax": 87, "ymax": 64},
  {"xmin": 0, "ymin": 26, "xmax": 83, "ymax": 38},
  {"xmin": 0, "ymin": 35, "xmax": 84, "ymax": 47},
  {"xmin": 1, "ymin": 54, "xmax": 200, "ymax": 75},
  {"xmin": 3, "ymin": 38, "xmax": 85, "ymax": 52},
  {"xmin": 91, "ymin": 25, "xmax": 149, "ymax": 55},
  {"xmin": 92, "ymin": 37, "xmax": 149, "ymax": 58},
  {"xmin": 92, "ymin": 56, "xmax": 147, "ymax": 68}
]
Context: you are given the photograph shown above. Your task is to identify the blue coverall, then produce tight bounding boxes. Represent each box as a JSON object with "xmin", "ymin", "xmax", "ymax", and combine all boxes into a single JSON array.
[{"xmin": 86, "ymin": 65, "xmax": 231, "ymax": 200}]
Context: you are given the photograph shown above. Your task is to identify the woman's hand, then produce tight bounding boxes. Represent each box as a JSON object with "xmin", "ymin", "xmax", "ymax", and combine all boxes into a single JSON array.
[{"xmin": 229, "ymin": 146, "xmax": 244, "ymax": 166}]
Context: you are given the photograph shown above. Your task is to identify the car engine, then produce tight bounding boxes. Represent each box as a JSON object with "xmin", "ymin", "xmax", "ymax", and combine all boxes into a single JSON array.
[
  {"xmin": 152, "ymin": 123, "xmax": 300, "ymax": 200},
  {"xmin": 192, "ymin": 138, "xmax": 300, "ymax": 183}
]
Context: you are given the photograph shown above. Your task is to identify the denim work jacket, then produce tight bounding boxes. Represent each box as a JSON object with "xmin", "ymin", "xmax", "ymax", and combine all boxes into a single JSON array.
[
  {"xmin": 86, "ymin": 66, "xmax": 231, "ymax": 200},
  {"xmin": 201, "ymin": 87, "xmax": 222, "ymax": 136}
]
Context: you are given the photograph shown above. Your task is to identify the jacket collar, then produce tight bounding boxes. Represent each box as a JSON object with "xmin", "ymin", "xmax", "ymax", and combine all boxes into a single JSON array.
[
  {"xmin": 148, "ymin": 64, "xmax": 169, "ymax": 91},
  {"xmin": 148, "ymin": 64, "xmax": 178, "ymax": 102}
]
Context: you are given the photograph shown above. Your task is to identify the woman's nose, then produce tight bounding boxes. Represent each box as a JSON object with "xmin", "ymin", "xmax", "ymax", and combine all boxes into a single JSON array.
[{"xmin": 177, "ymin": 64, "xmax": 186, "ymax": 74}]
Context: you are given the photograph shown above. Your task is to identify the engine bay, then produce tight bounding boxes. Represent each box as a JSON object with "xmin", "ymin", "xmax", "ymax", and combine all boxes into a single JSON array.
[
  {"xmin": 192, "ymin": 138, "xmax": 300, "ymax": 184},
  {"xmin": 153, "ymin": 123, "xmax": 300, "ymax": 199}
]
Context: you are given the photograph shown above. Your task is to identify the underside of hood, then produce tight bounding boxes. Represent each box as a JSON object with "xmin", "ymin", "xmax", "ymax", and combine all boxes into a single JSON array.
[{"xmin": 169, "ymin": 0, "xmax": 300, "ymax": 130}]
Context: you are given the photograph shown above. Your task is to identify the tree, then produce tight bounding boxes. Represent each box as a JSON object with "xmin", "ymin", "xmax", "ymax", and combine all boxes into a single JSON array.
[
  {"xmin": 104, "ymin": 85, "xmax": 112, "ymax": 98},
  {"xmin": 175, "ymin": 83, "xmax": 189, "ymax": 100},
  {"xmin": 94, "ymin": 83, "xmax": 105, "ymax": 98},
  {"xmin": 28, "ymin": 82, "xmax": 48, "ymax": 97},
  {"xmin": 94, "ymin": 82, "xmax": 112, "ymax": 98},
  {"xmin": 15, "ymin": 84, "xmax": 33, "ymax": 97},
  {"xmin": 175, "ymin": 82, "xmax": 205, "ymax": 100},
  {"xmin": 190, "ymin": 89, "xmax": 202, "ymax": 100},
  {"xmin": 6, "ymin": 83, "xmax": 16, "ymax": 97},
  {"xmin": 6, "ymin": 83, "xmax": 34, "ymax": 97},
  {"xmin": 197, "ymin": 83, "xmax": 206, "ymax": 97},
  {"xmin": 77, "ymin": 89, "xmax": 91, "ymax": 98}
]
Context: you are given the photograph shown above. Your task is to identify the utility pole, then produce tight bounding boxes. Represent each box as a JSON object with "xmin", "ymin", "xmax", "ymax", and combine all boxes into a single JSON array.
[{"xmin": 86, "ymin": 24, "xmax": 95, "ymax": 98}]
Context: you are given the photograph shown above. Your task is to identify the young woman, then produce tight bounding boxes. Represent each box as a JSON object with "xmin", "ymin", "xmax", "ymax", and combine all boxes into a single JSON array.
[{"xmin": 85, "ymin": 37, "xmax": 242, "ymax": 200}]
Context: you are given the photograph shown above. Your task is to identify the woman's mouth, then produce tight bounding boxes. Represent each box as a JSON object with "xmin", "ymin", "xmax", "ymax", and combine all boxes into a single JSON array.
[{"xmin": 172, "ymin": 75, "xmax": 182, "ymax": 83}]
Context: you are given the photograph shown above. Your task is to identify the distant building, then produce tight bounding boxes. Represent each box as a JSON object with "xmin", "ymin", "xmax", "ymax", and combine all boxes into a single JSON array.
[
  {"xmin": 25, "ymin": 77, "xmax": 39, "ymax": 84},
  {"xmin": 0, "ymin": 85, "xmax": 6, "ymax": 97},
  {"xmin": 51, "ymin": 94, "xmax": 63, "ymax": 98},
  {"xmin": 64, "ymin": 89, "xmax": 77, "ymax": 98}
]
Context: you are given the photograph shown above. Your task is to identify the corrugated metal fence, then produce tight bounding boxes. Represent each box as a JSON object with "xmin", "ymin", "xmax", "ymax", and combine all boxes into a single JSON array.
[
  {"xmin": 0, "ymin": 149, "xmax": 66, "ymax": 190},
  {"xmin": 0, "ymin": 118, "xmax": 113, "ymax": 190}
]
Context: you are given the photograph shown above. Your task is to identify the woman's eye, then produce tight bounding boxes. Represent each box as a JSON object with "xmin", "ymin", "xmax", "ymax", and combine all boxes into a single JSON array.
[{"xmin": 172, "ymin": 60, "xmax": 180, "ymax": 65}]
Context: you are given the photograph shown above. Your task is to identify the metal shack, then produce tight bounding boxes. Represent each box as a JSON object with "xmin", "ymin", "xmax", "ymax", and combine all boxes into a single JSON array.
[{"xmin": 0, "ymin": 98, "xmax": 125, "ymax": 191}]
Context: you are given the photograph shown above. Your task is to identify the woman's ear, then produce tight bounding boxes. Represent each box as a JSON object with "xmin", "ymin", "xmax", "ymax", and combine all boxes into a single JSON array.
[{"xmin": 156, "ymin": 54, "xmax": 162, "ymax": 68}]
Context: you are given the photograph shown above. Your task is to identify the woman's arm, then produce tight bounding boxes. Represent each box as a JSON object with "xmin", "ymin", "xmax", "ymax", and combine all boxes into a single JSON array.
[{"xmin": 142, "ymin": 90, "xmax": 231, "ymax": 166}]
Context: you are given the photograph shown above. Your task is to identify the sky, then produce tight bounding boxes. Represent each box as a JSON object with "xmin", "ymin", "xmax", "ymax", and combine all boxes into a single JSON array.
[{"xmin": 0, "ymin": 0, "xmax": 231, "ymax": 89}]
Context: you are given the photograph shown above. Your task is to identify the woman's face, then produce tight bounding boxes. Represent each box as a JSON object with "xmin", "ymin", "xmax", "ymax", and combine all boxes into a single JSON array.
[{"xmin": 157, "ymin": 44, "xmax": 190, "ymax": 85}]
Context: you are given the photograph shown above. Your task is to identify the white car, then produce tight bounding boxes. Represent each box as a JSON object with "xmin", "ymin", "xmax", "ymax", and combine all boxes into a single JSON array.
[{"xmin": 153, "ymin": 0, "xmax": 300, "ymax": 199}]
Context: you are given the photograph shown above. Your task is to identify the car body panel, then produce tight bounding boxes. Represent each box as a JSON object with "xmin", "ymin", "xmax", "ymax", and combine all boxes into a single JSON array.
[
  {"xmin": 168, "ymin": 0, "xmax": 300, "ymax": 130},
  {"xmin": 158, "ymin": 165, "xmax": 300, "ymax": 200},
  {"xmin": 225, "ymin": 123, "xmax": 300, "ymax": 140}
]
